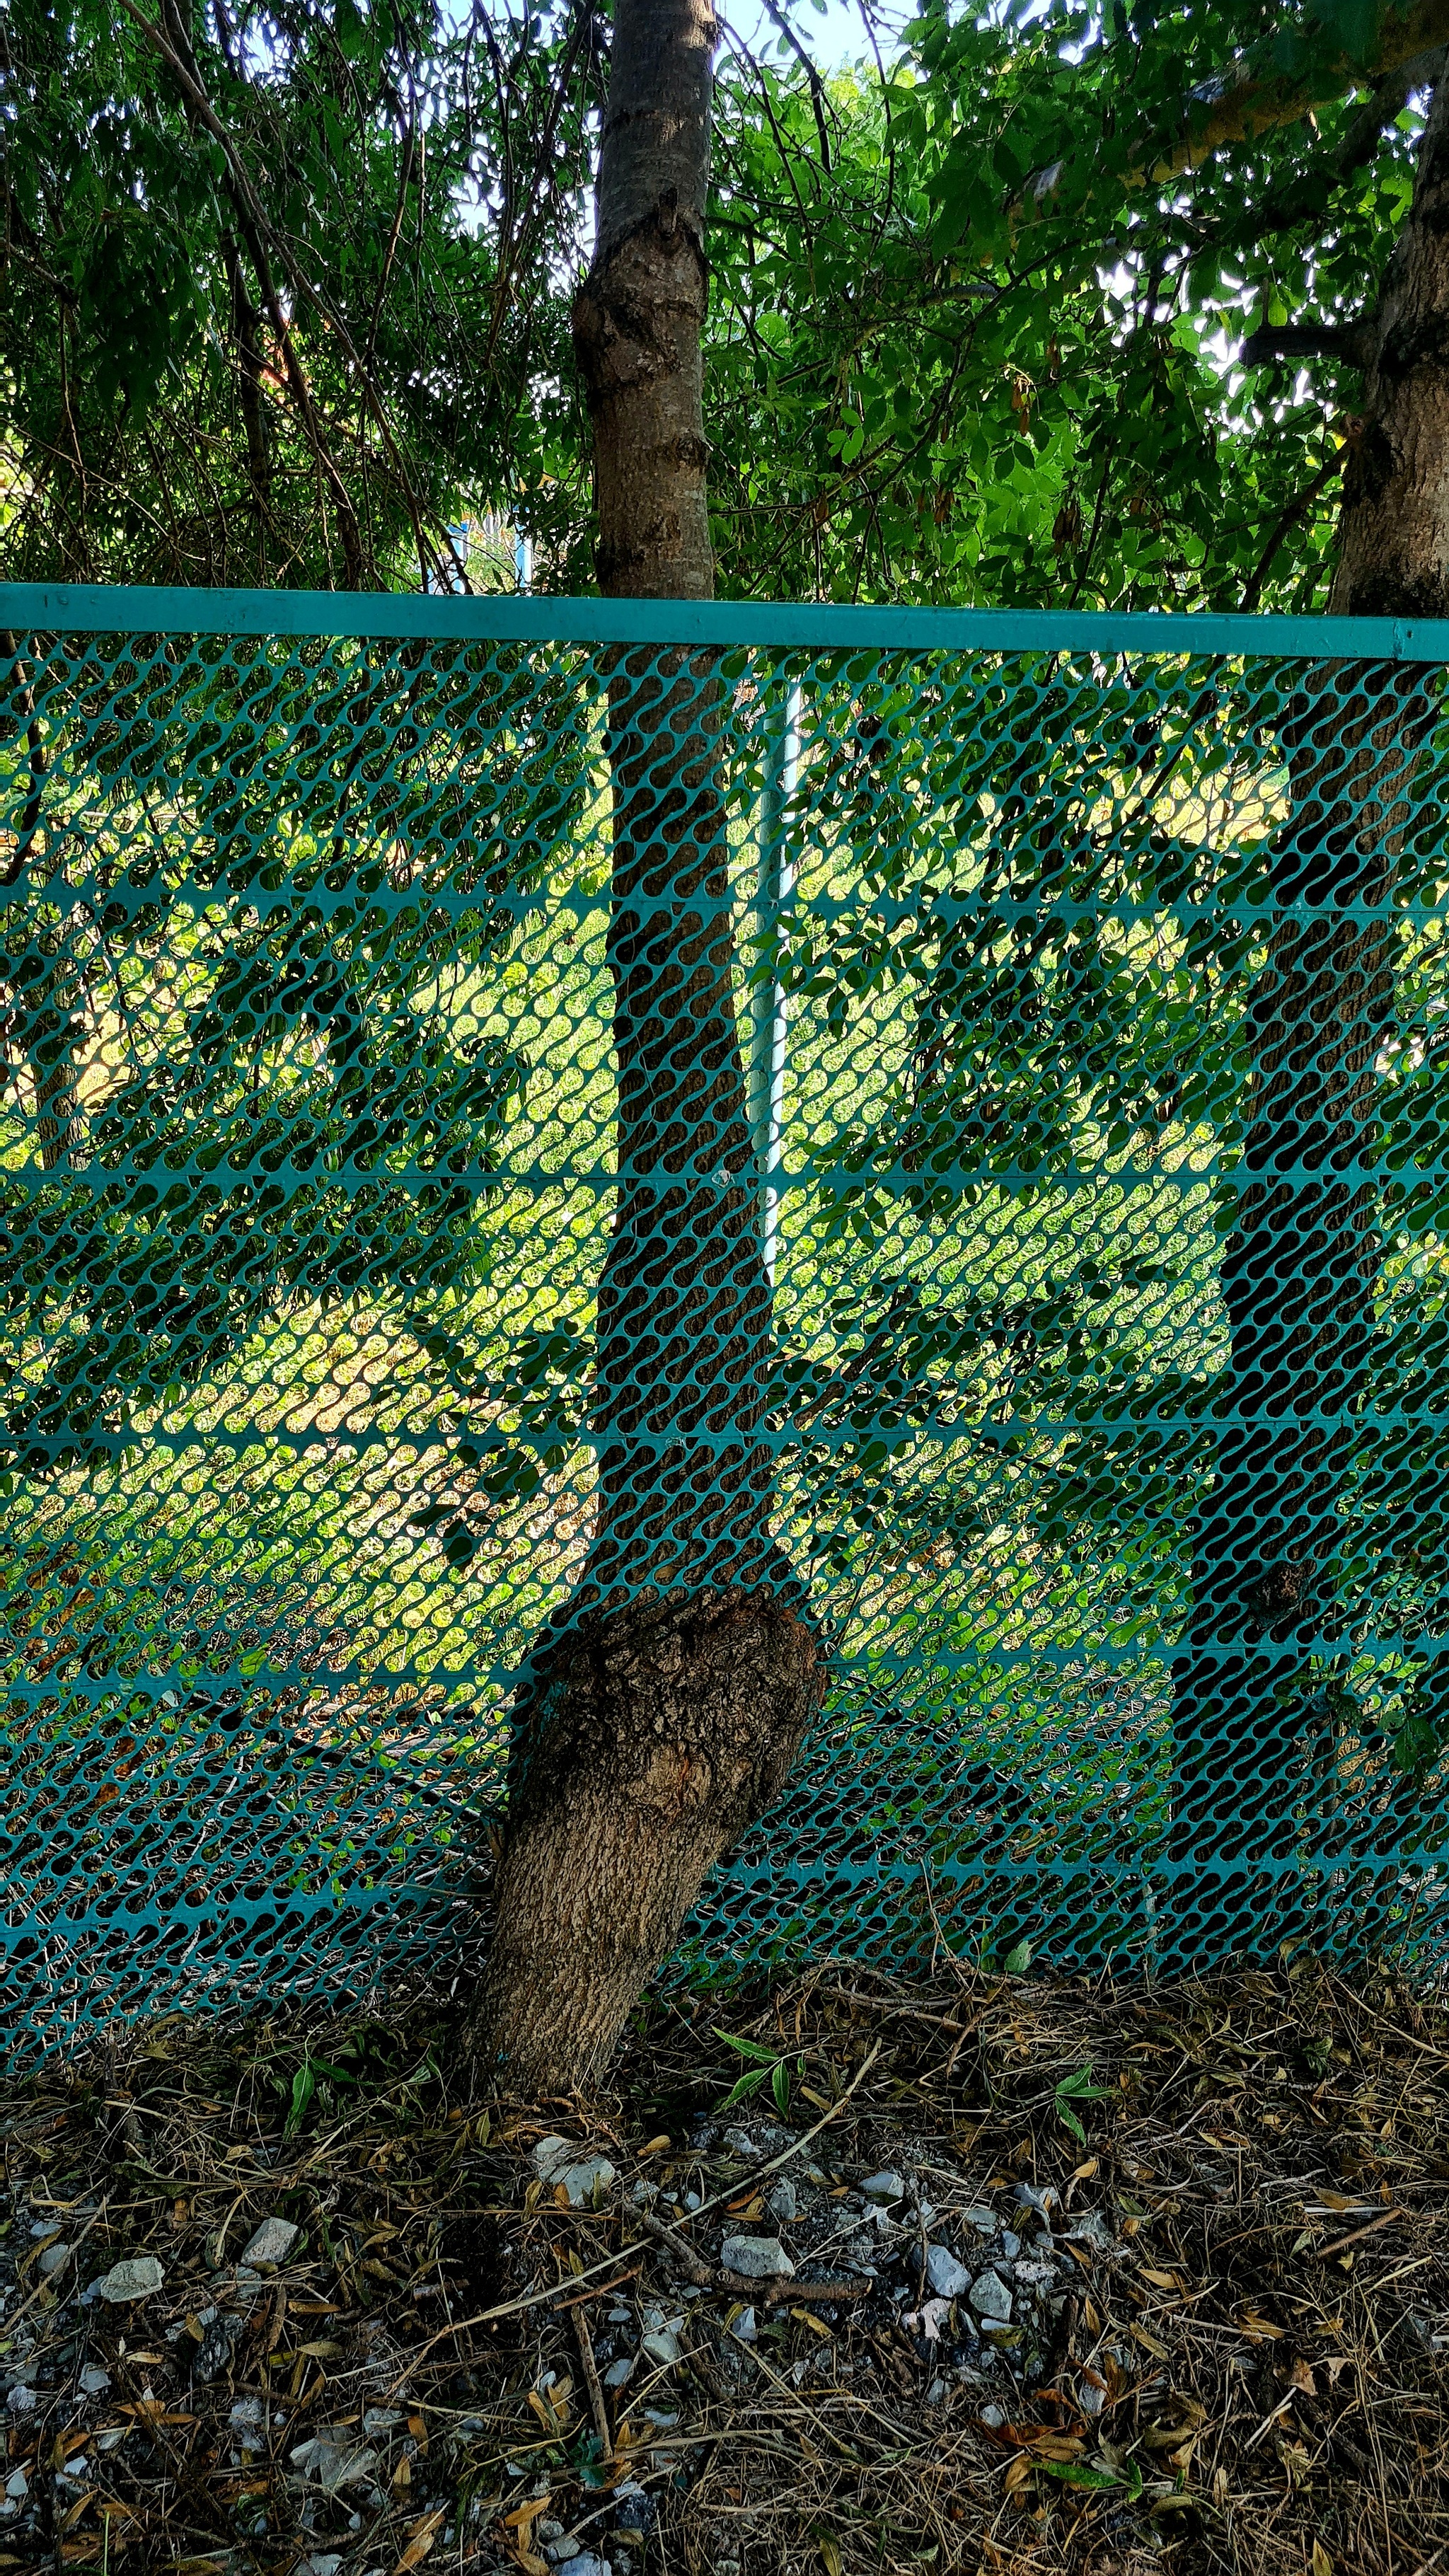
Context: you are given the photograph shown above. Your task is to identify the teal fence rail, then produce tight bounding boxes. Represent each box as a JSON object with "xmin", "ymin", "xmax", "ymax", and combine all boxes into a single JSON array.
[{"xmin": 4, "ymin": 589, "xmax": 1448, "ymax": 2049}]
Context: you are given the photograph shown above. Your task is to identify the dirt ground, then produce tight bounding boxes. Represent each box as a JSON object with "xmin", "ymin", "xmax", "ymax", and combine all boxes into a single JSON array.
[{"xmin": 1, "ymin": 1953, "xmax": 1445, "ymax": 2576}]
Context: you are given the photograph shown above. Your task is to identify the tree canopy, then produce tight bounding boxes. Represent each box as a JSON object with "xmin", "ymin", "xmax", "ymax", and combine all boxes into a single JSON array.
[{"xmin": 5, "ymin": 0, "xmax": 1447, "ymax": 608}]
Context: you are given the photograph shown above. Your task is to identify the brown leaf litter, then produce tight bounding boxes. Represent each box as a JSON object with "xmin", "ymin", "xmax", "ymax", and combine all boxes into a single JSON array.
[{"xmin": 1, "ymin": 1955, "xmax": 1446, "ymax": 2575}]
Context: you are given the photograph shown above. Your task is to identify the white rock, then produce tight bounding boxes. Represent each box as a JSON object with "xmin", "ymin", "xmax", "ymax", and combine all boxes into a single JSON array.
[
  {"xmin": 233, "ymin": 2264, "xmax": 267, "ymax": 2302},
  {"xmin": 79, "ymin": 2365, "xmax": 110, "ymax": 2397},
  {"xmin": 242, "ymin": 2217, "xmax": 300, "ymax": 2268},
  {"xmin": 968, "ymin": 2270, "xmax": 1013, "ymax": 2324},
  {"xmin": 902, "ymin": 2297, "xmax": 952, "ymax": 2343},
  {"xmin": 765, "ymin": 2180, "xmax": 797, "ymax": 2223},
  {"xmin": 562, "ymin": 2556, "xmax": 611, "ymax": 2576},
  {"xmin": 640, "ymin": 2328, "xmax": 680, "ymax": 2367},
  {"xmin": 306, "ymin": 2558, "xmax": 345, "ymax": 2576},
  {"xmin": 229, "ymin": 2400, "xmax": 265, "ymax": 2431},
  {"xmin": 97, "ymin": 2254, "xmax": 165, "ymax": 2303},
  {"xmin": 729, "ymin": 2306, "xmax": 757, "ymax": 2344},
  {"xmin": 289, "ymin": 2435, "xmax": 378, "ymax": 2494},
  {"xmin": 923, "ymin": 2245, "xmax": 971, "ymax": 2301},
  {"xmin": 979, "ymin": 2402, "xmax": 1006, "ymax": 2428},
  {"xmin": 999, "ymin": 2231, "xmax": 1021, "ymax": 2258},
  {"xmin": 1066, "ymin": 2210, "xmax": 1115, "ymax": 2253},
  {"xmin": 4, "ymin": 2469, "xmax": 26, "ymax": 2499},
  {"xmin": 860, "ymin": 2171, "xmax": 904, "ymax": 2203},
  {"xmin": 1015, "ymin": 2183, "xmax": 1058, "ymax": 2214},
  {"xmin": 722, "ymin": 2127, "xmax": 758, "ymax": 2158},
  {"xmin": 362, "ymin": 2406, "xmax": 403, "ymax": 2435},
  {"xmin": 5, "ymin": 2389, "xmax": 35, "ymax": 2415},
  {"xmin": 603, "ymin": 2357, "xmax": 634, "ymax": 2388},
  {"xmin": 544, "ymin": 2542, "xmax": 582, "ymax": 2565},
  {"xmin": 720, "ymin": 2234, "xmax": 793, "ymax": 2280},
  {"xmin": 38, "ymin": 2241, "xmax": 71, "ymax": 2277},
  {"xmin": 557, "ymin": 2158, "xmax": 616, "ymax": 2209},
  {"xmin": 533, "ymin": 2139, "xmax": 616, "ymax": 2205},
  {"xmin": 960, "ymin": 2205, "xmax": 1000, "ymax": 2236}
]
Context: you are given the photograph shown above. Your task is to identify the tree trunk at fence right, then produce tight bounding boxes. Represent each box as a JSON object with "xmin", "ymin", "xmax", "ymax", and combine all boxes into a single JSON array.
[
  {"xmin": 468, "ymin": 0, "xmax": 821, "ymax": 2094},
  {"xmin": 1170, "ymin": 74, "xmax": 1449, "ymax": 1934}
]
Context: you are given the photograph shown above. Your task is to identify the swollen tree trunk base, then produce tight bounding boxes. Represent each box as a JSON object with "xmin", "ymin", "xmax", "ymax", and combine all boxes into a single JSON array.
[{"xmin": 470, "ymin": 1589, "xmax": 822, "ymax": 2094}]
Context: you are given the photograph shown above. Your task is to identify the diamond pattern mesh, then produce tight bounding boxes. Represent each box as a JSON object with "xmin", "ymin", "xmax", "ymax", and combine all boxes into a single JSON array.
[{"xmin": 2, "ymin": 603, "xmax": 1447, "ymax": 2047}]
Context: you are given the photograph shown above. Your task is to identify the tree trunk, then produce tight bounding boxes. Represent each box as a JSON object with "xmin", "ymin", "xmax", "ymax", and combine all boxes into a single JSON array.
[
  {"xmin": 1171, "ymin": 76, "xmax": 1449, "ymax": 1933},
  {"xmin": 469, "ymin": 0, "xmax": 821, "ymax": 2092}
]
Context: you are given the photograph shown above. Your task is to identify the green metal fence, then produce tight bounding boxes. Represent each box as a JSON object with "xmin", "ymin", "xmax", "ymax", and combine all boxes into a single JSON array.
[{"xmin": 4, "ymin": 587, "xmax": 1448, "ymax": 2050}]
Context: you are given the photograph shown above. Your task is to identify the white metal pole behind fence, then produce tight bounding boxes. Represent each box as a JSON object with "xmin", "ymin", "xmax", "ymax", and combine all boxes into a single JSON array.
[{"xmin": 749, "ymin": 678, "xmax": 799, "ymax": 1287}]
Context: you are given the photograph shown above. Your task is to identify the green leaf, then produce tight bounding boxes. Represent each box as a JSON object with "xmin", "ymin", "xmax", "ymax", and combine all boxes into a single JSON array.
[
  {"xmin": 720, "ymin": 2067, "xmax": 771, "ymax": 2108},
  {"xmin": 1037, "ymin": 2460, "xmax": 1121, "ymax": 2489},
  {"xmin": 715, "ymin": 2028, "xmax": 784, "ymax": 2064},
  {"xmin": 283, "ymin": 2060, "xmax": 316, "ymax": 2138},
  {"xmin": 1003, "ymin": 1937, "xmax": 1033, "ymax": 1975},
  {"xmin": 771, "ymin": 2057, "xmax": 792, "ymax": 2115}
]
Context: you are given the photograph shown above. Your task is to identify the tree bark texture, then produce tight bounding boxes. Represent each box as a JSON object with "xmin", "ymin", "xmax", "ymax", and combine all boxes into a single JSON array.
[
  {"xmin": 470, "ymin": 0, "xmax": 821, "ymax": 2092},
  {"xmin": 1172, "ymin": 79, "xmax": 1449, "ymax": 1922}
]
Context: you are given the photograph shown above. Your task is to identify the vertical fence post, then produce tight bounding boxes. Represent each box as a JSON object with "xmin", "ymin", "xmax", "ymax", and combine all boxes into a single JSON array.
[{"xmin": 749, "ymin": 676, "xmax": 799, "ymax": 1286}]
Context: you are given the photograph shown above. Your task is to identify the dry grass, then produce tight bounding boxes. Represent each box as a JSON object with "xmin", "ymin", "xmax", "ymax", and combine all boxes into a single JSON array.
[{"xmin": 1, "ymin": 1953, "xmax": 1447, "ymax": 2575}]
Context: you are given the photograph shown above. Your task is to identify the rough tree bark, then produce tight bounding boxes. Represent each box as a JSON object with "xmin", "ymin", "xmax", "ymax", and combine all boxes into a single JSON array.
[
  {"xmin": 468, "ymin": 0, "xmax": 822, "ymax": 2090},
  {"xmin": 1171, "ymin": 76, "xmax": 1449, "ymax": 1920}
]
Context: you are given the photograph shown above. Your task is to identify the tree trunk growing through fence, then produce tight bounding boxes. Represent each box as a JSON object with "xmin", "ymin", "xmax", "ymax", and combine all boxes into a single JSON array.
[
  {"xmin": 468, "ymin": 0, "xmax": 821, "ymax": 2091},
  {"xmin": 1172, "ymin": 74, "xmax": 1449, "ymax": 1918}
]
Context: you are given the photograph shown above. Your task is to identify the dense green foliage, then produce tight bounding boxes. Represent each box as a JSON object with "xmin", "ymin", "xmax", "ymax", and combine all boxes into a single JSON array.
[
  {"xmin": 0, "ymin": 0, "xmax": 596, "ymax": 586},
  {"xmin": 4, "ymin": 0, "xmax": 1440, "ymax": 606}
]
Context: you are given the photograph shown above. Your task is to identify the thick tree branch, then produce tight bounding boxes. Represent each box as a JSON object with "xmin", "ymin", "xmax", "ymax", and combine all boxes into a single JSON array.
[
  {"xmin": 1242, "ymin": 316, "xmax": 1378, "ymax": 369},
  {"xmin": 1337, "ymin": 43, "xmax": 1445, "ymax": 177}
]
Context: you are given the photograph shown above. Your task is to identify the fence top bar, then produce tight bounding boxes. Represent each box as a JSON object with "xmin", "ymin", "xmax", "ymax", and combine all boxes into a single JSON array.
[{"xmin": 6, "ymin": 582, "xmax": 1449, "ymax": 662}]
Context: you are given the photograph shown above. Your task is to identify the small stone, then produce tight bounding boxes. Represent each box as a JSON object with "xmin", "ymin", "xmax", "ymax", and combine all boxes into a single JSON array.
[
  {"xmin": 968, "ymin": 2270, "xmax": 1013, "ymax": 2325},
  {"xmin": 999, "ymin": 2231, "xmax": 1021, "ymax": 2259},
  {"xmin": 960, "ymin": 2205, "xmax": 999, "ymax": 2237},
  {"xmin": 5, "ymin": 2389, "xmax": 35, "ymax": 2415},
  {"xmin": 545, "ymin": 2543, "xmax": 582, "ymax": 2566},
  {"xmin": 561, "ymin": 2556, "xmax": 610, "ymax": 2576},
  {"xmin": 1015, "ymin": 2183, "xmax": 1058, "ymax": 2216},
  {"xmin": 531, "ymin": 2135, "xmax": 572, "ymax": 2180},
  {"xmin": 558, "ymin": 2157, "xmax": 616, "ymax": 2209},
  {"xmin": 926, "ymin": 2374, "xmax": 951, "ymax": 2407},
  {"xmin": 4, "ymin": 2470, "xmax": 26, "ymax": 2500},
  {"xmin": 859, "ymin": 2171, "xmax": 904, "ymax": 2204},
  {"xmin": 233, "ymin": 2264, "xmax": 267, "ymax": 2301},
  {"xmin": 720, "ymin": 2234, "xmax": 793, "ymax": 2280},
  {"xmin": 603, "ymin": 2358, "xmax": 635, "ymax": 2388},
  {"xmin": 722, "ymin": 2127, "xmax": 758, "ymax": 2158},
  {"xmin": 923, "ymin": 2245, "xmax": 972, "ymax": 2301},
  {"xmin": 729, "ymin": 2306, "xmax": 758, "ymax": 2344},
  {"xmin": 241, "ymin": 2217, "xmax": 300, "ymax": 2268},
  {"xmin": 306, "ymin": 2558, "xmax": 344, "ymax": 2576},
  {"xmin": 229, "ymin": 2400, "xmax": 265, "ymax": 2432},
  {"xmin": 979, "ymin": 2402, "xmax": 1006, "ymax": 2429},
  {"xmin": 1079, "ymin": 2378, "xmax": 1107, "ymax": 2416},
  {"xmin": 97, "ymin": 2254, "xmax": 165, "ymax": 2304},
  {"xmin": 640, "ymin": 2328, "xmax": 681, "ymax": 2367},
  {"xmin": 362, "ymin": 2406, "xmax": 403, "ymax": 2436},
  {"xmin": 606, "ymin": 2306, "xmax": 633, "ymax": 2323},
  {"xmin": 1065, "ymin": 2209, "xmax": 1115, "ymax": 2253},
  {"xmin": 196, "ymin": 2314, "xmax": 244, "ymax": 2384},
  {"xmin": 79, "ymin": 2365, "xmax": 110, "ymax": 2397},
  {"xmin": 289, "ymin": 2435, "xmax": 378, "ymax": 2495},
  {"xmin": 765, "ymin": 2179, "xmax": 797, "ymax": 2223},
  {"xmin": 37, "ymin": 2241, "xmax": 71, "ymax": 2278}
]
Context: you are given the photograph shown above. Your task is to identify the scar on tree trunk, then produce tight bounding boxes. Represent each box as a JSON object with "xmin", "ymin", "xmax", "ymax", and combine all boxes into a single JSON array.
[{"xmin": 468, "ymin": 0, "xmax": 821, "ymax": 2093}]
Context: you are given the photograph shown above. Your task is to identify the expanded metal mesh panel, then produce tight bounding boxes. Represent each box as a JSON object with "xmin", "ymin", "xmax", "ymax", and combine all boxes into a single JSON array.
[{"xmin": 3, "ymin": 594, "xmax": 1448, "ymax": 2047}]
